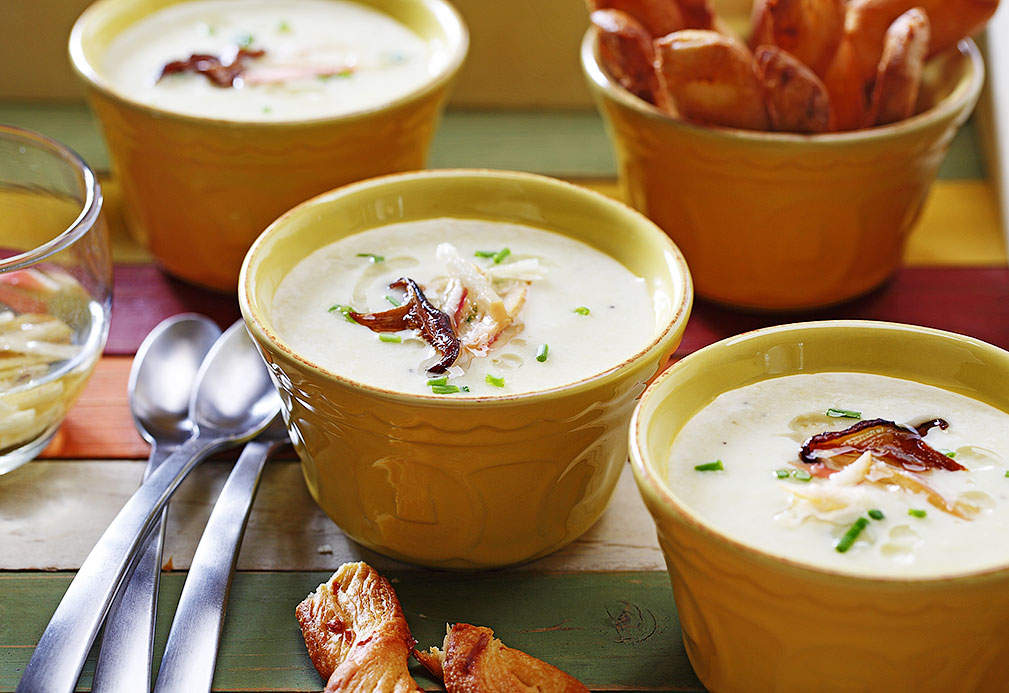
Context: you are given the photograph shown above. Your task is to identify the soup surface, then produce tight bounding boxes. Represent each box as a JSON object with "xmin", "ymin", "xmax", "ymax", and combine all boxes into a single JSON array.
[
  {"xmin": 667, "ymin": 372, "xmax": 1009, "ymax": 578},
  {"xmin": 101, "ymin": 0, "xmax": 437, "ymax": 121},
  {"xmin": 272, "ymin": 218, "xmax": 655, "ymax": 396}
]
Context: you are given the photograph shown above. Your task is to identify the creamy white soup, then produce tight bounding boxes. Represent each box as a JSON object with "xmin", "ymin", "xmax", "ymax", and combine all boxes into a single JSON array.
[
  {"xmin": 272, "ymin": 218, "xmax": 655, "ymax": 396},
  {"xmin": 667, "ymin": 372, "xmax": 1009, "ymax": 578},
  {"xmin": 102, "ymin": 0, "xmax": 438, "ymax": 121}
]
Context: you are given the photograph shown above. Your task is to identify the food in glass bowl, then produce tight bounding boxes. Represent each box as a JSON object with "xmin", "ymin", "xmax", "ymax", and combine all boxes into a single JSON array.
[
  {"xmin": 0, "ymin": 267, "xmax": 105, "ymax": 457},
  {"xmin": 588, "ymin": 0, "xmax": 999, "ymax": 132}
]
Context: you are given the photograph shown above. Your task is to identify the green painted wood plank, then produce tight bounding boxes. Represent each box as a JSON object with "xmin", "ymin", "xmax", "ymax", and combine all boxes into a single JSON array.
[
  {"xmin": 1, "ymin": 571, "xmax": 704, "ymax": 692},
  {"xmin": 0, "ymin": 102, "xmax": 987, "ymax": 180}
]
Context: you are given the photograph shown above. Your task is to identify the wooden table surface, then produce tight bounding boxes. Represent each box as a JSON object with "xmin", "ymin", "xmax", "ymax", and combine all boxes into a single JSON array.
[{"xmin": 1, "ymin": 107, "xmax": 1007, "ymax": 692}]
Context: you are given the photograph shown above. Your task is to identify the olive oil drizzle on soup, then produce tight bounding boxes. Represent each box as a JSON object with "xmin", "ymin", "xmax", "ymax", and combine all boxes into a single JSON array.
[
  {"xmin": 271, "ymin": 218, "xmax": 655, "ymax": 396},
  {"xmin": 667, "ymin": 372, "xmax": 1009, "ymax": 578}
]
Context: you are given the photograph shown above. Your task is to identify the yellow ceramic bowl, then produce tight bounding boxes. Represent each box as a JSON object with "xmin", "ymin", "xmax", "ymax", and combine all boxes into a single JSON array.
[
  {"xmin": 240, "ymin": 169, "xmax": 693, "ymax": 569},
  {"xmin": 630, "ymin": 321, "xmax": 1009, "ymax": 691},
  {"xmin": 69, "ymin": 0, "xmax": 468, "ymax": 292},
  {"xmin": 581, "ymin": 24, "xmax": 984, "ymax": 311}
]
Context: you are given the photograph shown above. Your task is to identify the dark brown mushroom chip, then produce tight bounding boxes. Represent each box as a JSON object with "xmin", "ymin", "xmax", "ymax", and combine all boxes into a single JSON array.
[
  {"xmin": 349, "ymin": 278, "xmax": 461, "ymax": 374},
  {"xmin": 800, "ymin": 418, "xmax": 965, "ymax": 473},
  {"xmin": 158, "ymin": 48, "xmax": 266, "ymax": 87}
]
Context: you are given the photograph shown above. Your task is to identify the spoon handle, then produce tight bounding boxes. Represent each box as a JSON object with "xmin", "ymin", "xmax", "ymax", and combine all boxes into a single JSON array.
[
  {"xmin": 15, "ymin": 435, "xmax": 225, "ymax": 693},
  {"xmin": 153, "ymin": 436, "xmax": 285, "ymax": 693},
  {"xmin": 90, "ymin": 444, "xmax": 173, "ymax": 693}
]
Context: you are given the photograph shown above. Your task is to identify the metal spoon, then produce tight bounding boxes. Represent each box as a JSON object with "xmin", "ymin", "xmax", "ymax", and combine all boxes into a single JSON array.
[
  {"xmin": 91, "ymin": 314, "xmax": 222, "ymax": 693},
  {"xmin": 16, "ymin": 320, "xmax": 281, "ymax": 693},
  {"xmin": 154, "ymin": 414, "xmax": 289, "ymax": 693}
]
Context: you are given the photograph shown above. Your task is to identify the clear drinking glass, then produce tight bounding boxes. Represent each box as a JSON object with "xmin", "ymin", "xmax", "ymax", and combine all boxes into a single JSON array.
[{"xmin": 0, "ymin": 125, "xmax": 112, "ymax": 474}]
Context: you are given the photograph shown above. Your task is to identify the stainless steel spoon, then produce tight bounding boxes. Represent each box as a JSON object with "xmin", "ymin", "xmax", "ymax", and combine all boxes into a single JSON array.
[
  {"xmin": 153, "ymin": 414, "xmax": 289, "ymax": 693},
  {"xmin": 16, "ymin": 320, "xmax": 281, "ymax": 693},
  {"xmin": 91, "ymin": 314, "xmax": 222, "ymax": 693}
]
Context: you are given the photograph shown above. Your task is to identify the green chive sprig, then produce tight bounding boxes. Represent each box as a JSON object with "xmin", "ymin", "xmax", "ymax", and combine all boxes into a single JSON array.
[
  {"xmin": 908, "ymin": 508, "xmax": 927, "ymax": 518},
  {"xmin": 426, "ymin": 376, "xmax": 448, "ymax": 387},
  {"xmin": 868, "ymin": 509, "xmax": 885, "ymax": 520},
  {"xmin": 485, "ymin": 374, "xmax": 505, "ymax": 388},
  {"xmin": 574, "ymin": 307, "xmax": 591, "ymax": 316},
  {"xmin": 356, "ymin": 253, "xmax": 384, "ymax": 263},
  {"xmin": 430, "ymin": 384, "xmax": 460, "ymax": 395},
  {"xmin": 774, "ymin": 469, "xmax": 790, "ymax": 479},
  {"xmin": 379, "ymin": 334, "xmax": 402, "ymax": 343},
  {"xmin": 328, "ymin": 304, "xmax": 357, "ymax": 323},
  {"xmin": 826, "ymin": 408, "xmax": 861, "ymax": 419},
  {"xmin": 792, "ymin": 469, "xmax": 812, "ymax": 482},
  {"xmin": 694, "ymin": 460, "xmax": 723, "ymax": 472},
  {"xmin": 835, "ymin": 517, "xmax": 869, "ymax": 553},
  {"xmin": 384, "ymin": 294, "xmax": 401, "ymax": 307},
  {"xmin": 536, "ymin": 344, "xmax": 549, "ymax": 362}
]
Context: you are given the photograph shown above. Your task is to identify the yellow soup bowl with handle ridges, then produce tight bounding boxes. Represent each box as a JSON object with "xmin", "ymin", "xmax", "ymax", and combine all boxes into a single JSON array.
[
  {"xmin": 69, "ymin": 0, "xmax": 468, "ymax": 293},
  {"xmin": 580, "ymin": 23, "xmax": 984, "ymax": 312},
  {"xmin": 240, "ymin": 169, "xmax": 693, "ymax": 569},
  {"xmin": 630, "ymin": 320, "xmax": 1009, "ymax": 692}
]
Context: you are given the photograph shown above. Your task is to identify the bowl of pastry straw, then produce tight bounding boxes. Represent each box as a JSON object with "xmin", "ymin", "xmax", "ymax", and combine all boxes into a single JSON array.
[{"xmin": 581, "ymin": 0, "xmax": 989, "ymax": 311}]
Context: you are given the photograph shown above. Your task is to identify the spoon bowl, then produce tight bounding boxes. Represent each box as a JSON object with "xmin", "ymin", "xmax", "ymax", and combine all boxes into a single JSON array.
[{"xmin": 129, "ymin": 314, "xmax": 223, "ymax": 446}]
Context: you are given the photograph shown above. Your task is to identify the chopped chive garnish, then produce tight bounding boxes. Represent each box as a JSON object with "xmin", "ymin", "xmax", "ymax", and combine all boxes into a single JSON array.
[
  {"xmin": 262, "ymin": 106, "xmax": 272, "ymax": 114},
  {"xmin": 868, "ymin": 509, "xmax": 885, "ymax": 520},
  {"xmin": 774, "ymin": 469, "xmax": 790, "ymax": 479},
  {"xmin": 336, "ymin": 69, "xmax": 353, "ymax": 78},
  {"xmin": 1005, "ymin": 470, "xmax": 1009, "ymax": 478},
  {"xmin": 574, "ymin": 307, "xmax": 591, "ymax": 316},
  {"xmin": 384, "ymin": 294, "xmax": 401, "ymax": 307},
  {"xmin": 492, "ymin": 247, "xmax": 511, "ymax": 264},
  {"xmin": 474, "ymin": 250, "xmax": 497, "ymax": 258},
  {"xmin": 460, "ymin": 386, "xmax": 470, "ymax": 392},
  {"xmin": 485, "ymin": 374, "xmax": 505, "ymax": 388},
  {"xmin": 792, "ymin": 469, "xmax": 812, "ymax": 482},
  {"xmin": 278, "ymin": 20, "xmax": 291, "ymax": 32},
  {"xmin": 908, "ymin": 508, "xmax": 927, "ymax": 518},
  {"xmin": 356, "ymin": 252, "xmax": 384, "ymax": 263},
  {"xmin": 379, "ymin": 334, "xmax": 402, "ymax": 343},
  {"xmin": 694, "ymin": 460, "xmax": 724, "ymax": 472},
  {"xmin": 835, "ymin": 517, "xmax": 869, "ymax": 553},
  {"xmin": 328, "ymin": 304, "xmax": 357, "ymax": 323},
  {"xmin": 944, "ymin": 450, "xmax": 957, "ymax": 458},
  {"xmin": 826, "ymin": 408, "xmax": 861, "ymax": 419},
  {"xmin": 430, "ymin": 384, "xmax": 460, "ymax": 394},
  {"xmin": 426, "ymin": 376, "xmax": 448, "ymax": 387},
  {"xmin": 536, "ymin": 344, "xmax": 549, "ymax": 362}
]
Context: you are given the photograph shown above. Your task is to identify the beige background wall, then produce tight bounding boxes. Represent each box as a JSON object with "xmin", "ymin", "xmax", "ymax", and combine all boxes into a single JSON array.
[{"xmin": 0, "ymin": 0, "xmax": 598, "ymax": 108}]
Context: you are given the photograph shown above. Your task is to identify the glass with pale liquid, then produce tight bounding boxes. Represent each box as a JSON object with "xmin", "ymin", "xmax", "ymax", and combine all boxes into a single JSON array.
[{"xmin": 0, "ymin": 126, "xmax": 111, "ymax": 474}]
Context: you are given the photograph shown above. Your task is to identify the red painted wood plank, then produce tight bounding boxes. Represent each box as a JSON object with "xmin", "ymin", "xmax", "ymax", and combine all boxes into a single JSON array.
[
  {"xmin": 107, "ymin": 264, "xmax": 1009, "ymax": 356},
  {"xmin": 677, "ymin": 267, "xmax": 1009, "ymax": 355}
]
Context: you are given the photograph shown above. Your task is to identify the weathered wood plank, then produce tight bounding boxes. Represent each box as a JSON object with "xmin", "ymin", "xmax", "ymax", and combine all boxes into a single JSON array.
[
  {"xmin": 1, "ymin": 572, "xmax": 703, "ymax": 693},
  {"xmin": 0, "ymin": 460, "xmax": 664, "ymax": 572}
]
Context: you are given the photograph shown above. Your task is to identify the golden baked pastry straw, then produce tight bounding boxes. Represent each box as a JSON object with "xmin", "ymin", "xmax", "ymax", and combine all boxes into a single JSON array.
[
  {"xmin": 844, "ymin": 0, "xmax": 999, "ymax": 83},
  {"xmin": 589, "ymin": 0, "xmax": 685, "ymax": 36},
  {"xmin": 653, "ymin": 30, "xmax": 770, "ymax": 131},
  {"xmin": 295, "ymin": 562, "xmax": 422, "ymax": 693},
  {"xmin": 591, "ymin": 9, "xmax": 674, "ymax": 111},
  {"xmin": 755, "ymin": 46, "xmax": 834, "ymax": 132},
  {"xmin": 416, "ymin": 623, "xmax": 590, "ymax": 693},
  {"xmin": 867, "ymin": 7, "xmax": 931, "ymax": 126}
]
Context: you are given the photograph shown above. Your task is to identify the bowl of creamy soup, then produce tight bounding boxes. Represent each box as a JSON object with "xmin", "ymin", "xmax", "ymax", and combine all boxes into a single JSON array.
[
  {"xmin": 630, "ymin": 320, "xmax": 1009, "ymax": 691},
  {"xmin": 69, "ymin": 0, "xmax": 467, "ymax": 291},
  {"xmin": 240, "ymin": 169, "xmax": 693, "ymax": 569}
]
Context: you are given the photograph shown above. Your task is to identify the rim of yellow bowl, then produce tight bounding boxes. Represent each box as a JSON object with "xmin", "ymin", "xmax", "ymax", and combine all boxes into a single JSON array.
[
  {"xmin": 68, "ymin": 0, "xmax": 469, "ymax": 129},
  {"xmin": 580, "ymin": 26, "xmax": 985, "ymax": 147},
  {"xmin": 239, "ymin": 168, "xmax": 694, "ymax": 406},
  {"xmin": 630, "ymin": 319, "xmax": 1009, "ymax": 587}
]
